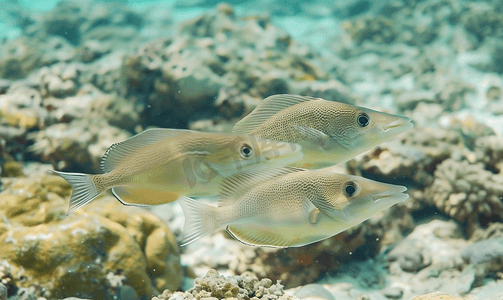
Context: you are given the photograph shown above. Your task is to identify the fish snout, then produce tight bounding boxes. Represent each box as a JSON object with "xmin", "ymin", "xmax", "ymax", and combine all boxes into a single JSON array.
[
  {"xmin": 381, "ymin": 116, "xmax": 413, "ymax": 132},
  {"xmin": 371, "ymin": 185, "xmax": 408, "ymax": 203}
]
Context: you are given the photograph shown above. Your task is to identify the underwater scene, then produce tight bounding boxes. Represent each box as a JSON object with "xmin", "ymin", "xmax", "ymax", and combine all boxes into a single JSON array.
[{"xmin": 1, "ymin": 0, "xmax": 503, "ymax": 299}]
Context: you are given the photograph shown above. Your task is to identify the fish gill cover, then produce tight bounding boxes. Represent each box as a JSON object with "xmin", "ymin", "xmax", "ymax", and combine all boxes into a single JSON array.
[{"xmin": 0, "ymin": 0, "xmax": 502, "ymax": 299}]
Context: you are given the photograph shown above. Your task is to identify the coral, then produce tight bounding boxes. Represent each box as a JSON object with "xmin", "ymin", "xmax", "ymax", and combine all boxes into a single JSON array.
[
  {"xmin": 426, "ymin": 158, "xmax": 503, "ymax": 231},
  {"xmin": 27, "ymin": 119, "xmax": 130, "ymax": 173},
  {"xmin": 460, "ymin": 3, "xmax": 503, "ymax": 42},
  {"xmin": 387, "ymin": 239, "xmax": 432, "ymax": 272},
  {"xmin": 386, "ymin": 220, "xmax": 474, "ymax": 298},
  {"xmin": 152, "ymin": 269, "xmax": 295, "ymax": 300},
  {"xmin": 37, "ymin": 0, "xmax": 144, "ymax": 46},
  {"xmin": 348, "ymin": 128, "xmax": 465, "ymax": 189},
  {"xmin": 411, "ymin": 292, "xmax": 464, "ymax": 300},
  {"xmin": 0, "ymin": 283, "xmax": 5, "ymax": 300},
  {"xmin": 0, "ymin": 38, "xmax": 42, "ymax": 79},
  {"xmin": 475, "ymin": 135, "xmax": 503, "ymax": 173},
  {"xmin": 341, "ymin": 16, "xmax": 396, "ymax": 45},
  {"xmin": 461, "ymin": 238, "xmax": 503, "ymax": 266},
  {"xmin": 0, "ymin": 173, "xmax": 182, "ymax": 299},
  {"xmin": 0, "ymin": 86, "xmax": 44, "ymax": 130},
  {"xmin": 121, "ymin": 6, "xmax": 328, "ymax": 128}
]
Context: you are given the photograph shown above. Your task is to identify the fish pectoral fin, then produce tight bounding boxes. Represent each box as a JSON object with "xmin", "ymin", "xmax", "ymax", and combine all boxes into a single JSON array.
[
  {"xmin": 301, "ymin": 198, "xmax": 322, "ymax": 224},
  {"xmin": 308, "ymin": 196, "xmax": 350, "ymax": 223},
  {"xmin": 292, "ymin": 125, "xmax": 330, "ymax": 149},
  {"xmin": 226, "ymin": 225, "xmax": 293, "ymax": 248},
  {"xmin": 218, "ymin": 167, "xmax": 305, "ymax": 207},
  {"xmin": 232, "ymin": 94, "xmax": 319, "ymax": 134},
  {"xmin": 112, "ymin": 186, "xmax": 180, "ymax": 206}
]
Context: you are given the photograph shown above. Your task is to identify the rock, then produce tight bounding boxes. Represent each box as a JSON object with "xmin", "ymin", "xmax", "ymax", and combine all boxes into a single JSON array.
[
  {"xmin": 294, "ymin": 80, "xmax": 353, "ymax": 104},
  {"xmin": 446, "ymin": 116, "xmax": 495, "ymax": 150},
  {"xmin": 466, "ymin": 279, "xmax": 503, "ymax": 300},
  {"xmin": 385, "ymin": 220, "xmax": 474, "ymax": 298},
  {"xmin": 427, "ymin": 158, "xmax": 503, "ymax": 233},
  {"xmin": 381, "ymin": 286, "xmax": 403, "ymax": 299},
  {"xmin": 0, "ymin": 86, "xmax": 44, "ymax": 130},
  {"xmin": 460, "ymin": 3, "xmax": 503, "ymax": 42},
  {"xmin": 0, "ymin": 283, "xmax": 6, "ymax": 300},
  {"xmin": 293, "ymin": 284, "xmax": 335, "ymax": 300},
  {"xmin": 461, "ymin": 238, "xmax": 503, "ymax": 266},
  {"xmin": 27, "ymin": 119, "xmax": 130, "ymax": 173},
  {"xmin": 0, "ymin": 173, "xmax": 182, "ymax": 299},
  {"xmin": 396, "ymin": 90, "xmax": 437, "ymax": 111},
  {"xmin": 411, "ymin": 292, "xmax": 464, "ymax": 300},
  {"xmin": 0, "ymin": 38, "xmax": 42, "ymax": 79},
  {"xmin": 474, "ymin": 135, "xmax": 503, "ymax": 173},
  {"xmin": 341, "ymin": 16, "xmax": 396, "ymax": 45},
  {"xmin": 214, "ymin": 88, "xmax": 259, "ymax": 120},
  {"xmin": 0, "ymin": 161, "xmax": 24, "ymax": 177},
  {"xmin": 156, "ymin": 269, "xmax": 294, "ymax": 300},
  {"xmin": 388, "ymin": 239, "xmax": 432, "ymax": 272},
  {"xmin": 121, "ymin": 6, "xmax": 329, "ymax": 128}
]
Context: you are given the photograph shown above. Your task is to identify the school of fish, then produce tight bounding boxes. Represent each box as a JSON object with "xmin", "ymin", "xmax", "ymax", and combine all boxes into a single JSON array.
[{"xmin": 52, "ymin": 94, "xmax": 413, "ymax": 248}]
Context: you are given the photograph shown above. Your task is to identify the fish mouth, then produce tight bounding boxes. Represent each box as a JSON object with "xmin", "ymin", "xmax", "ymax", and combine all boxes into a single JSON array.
[
  {"xmin": 382, "ymin": 117, "xmax": 413, "ymax": 132},
  {"xmin": 372, "ymin": 185, "xmax": 409, "ymax": 203}
]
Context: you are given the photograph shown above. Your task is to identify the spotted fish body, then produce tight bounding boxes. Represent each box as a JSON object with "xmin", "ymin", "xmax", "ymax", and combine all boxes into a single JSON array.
[
  {"xmin": 232, "ymin": 94, "xmax": 413, "ymax": 168},
  {"xmin": 179, "ymin": 167, "xmax": 408, "ymax": 248},
  {"xmin": 52, "ymin": 128, "xmax": 303, "ymax": 214}
]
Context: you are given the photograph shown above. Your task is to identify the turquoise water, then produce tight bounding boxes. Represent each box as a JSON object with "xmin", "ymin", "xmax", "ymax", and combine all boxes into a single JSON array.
[{"xmin": 0, "ymin": 0, "xmax": 341, "ymax": 47}]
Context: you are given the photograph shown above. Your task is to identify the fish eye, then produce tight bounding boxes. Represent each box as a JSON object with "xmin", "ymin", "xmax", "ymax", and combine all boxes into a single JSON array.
[
  {"xmin": 239, "ymin": 143, "xmax": 253, "ymax": 159},
  {"xmin": 343, "ymin": 181, "xmax": 358, "ymax": 197},
  {"xmin": 356, "ymin": 113, "xmax": 370, "ymax": 128}
]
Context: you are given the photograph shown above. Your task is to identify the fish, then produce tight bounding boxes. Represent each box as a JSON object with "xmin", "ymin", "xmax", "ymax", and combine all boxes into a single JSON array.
[
  {"xmin": 232, "ymin": 94, "xmax": 413, "ymax": 168},
  {"xmin": 51, "ymin": 128, "xmax": 303, "ymax": 215},
  {"xmin": 179, "ymin": 167, "xmax": 408, "ymax": 248}
]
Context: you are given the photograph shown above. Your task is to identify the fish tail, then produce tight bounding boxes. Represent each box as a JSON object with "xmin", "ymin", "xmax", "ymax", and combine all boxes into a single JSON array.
[
  {"xmin": 178, "ymin": 196, "xmax": 219, "ymax": 246},
  {"xmin": 50, "ymin": 170, "xmax": 104, "ymax": 215}
]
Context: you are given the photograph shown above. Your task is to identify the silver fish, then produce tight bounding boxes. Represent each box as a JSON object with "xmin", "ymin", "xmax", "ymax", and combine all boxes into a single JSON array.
[
  {"xmin": 52, "ymin": 128, "xmax": 303, "ymax": 214},
  {"xmin": 232, "ymin": 94, "xmax": 413, "ymax": 168},
  {"xmin": 179, "ymin": 167, "xmax": 408, "ymax": 247}
]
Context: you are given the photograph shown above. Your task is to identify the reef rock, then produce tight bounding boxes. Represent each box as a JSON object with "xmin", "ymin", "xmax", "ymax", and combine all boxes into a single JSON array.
[
  {"xmin": 411, "ymin": 292, "xmax": 464, "ymax": 300},
  {"xmin": 28, "ymin": 119, "xmax": 130, "ymax": 173},
  {"xmin": 152, "ymin": 269, "xmax": 295, "ymax": 300},
  {"xmin": 122, "ymin": 6, "xmax": 328, "ymax": 128},
  {"xmin": 427, "ymin": 158, "xmax": 503, "ymax": 233},
  {"xmin": 0, "ymin": 172, "xmax": 182, "ymax": 299},
  {"xmin": 386, "ymin": 220, "xmax": 474, "ymax": 299}
]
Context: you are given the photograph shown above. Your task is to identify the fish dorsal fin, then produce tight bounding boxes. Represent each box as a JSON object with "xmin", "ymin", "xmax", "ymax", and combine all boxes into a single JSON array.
[
  {"xmin": 101, "ymin": 128, "xmax": 189, "ymax": 173},
  {"xmin": 226, "ymin": 225, "xmax": 292, "ymax": 248},
  {"xmin": 232, "ymin": 94, "xmax": 320, "ymax": 134},
  {"xmin": 218, "ymin": 166, "xmax": 305, "ymax": 207}
]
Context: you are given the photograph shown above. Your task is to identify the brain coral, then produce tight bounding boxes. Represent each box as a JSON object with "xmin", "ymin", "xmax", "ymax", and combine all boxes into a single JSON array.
[{"xmin": 427, "ymin": 158, "xmax": 503, "ymax": 231}]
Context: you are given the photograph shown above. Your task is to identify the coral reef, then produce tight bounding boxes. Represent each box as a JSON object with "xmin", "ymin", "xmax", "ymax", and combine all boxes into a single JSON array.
[
  {"xmin": 27, "ymin": 119, "xmax": 130, "ymax": 172},
  {"xmin": 1, "ymin": 0, "xmax": 503, "ymax": 298},
  {"xmin": 427, "ymin": 158, "xmax": 503, "ymax": 231},
  {"xmin": 121, "ymin": 4, "xmax": 328, "ymax": 128},
  {"xmin": 152, "ymin": 269, "xmax": 294, "ymax": 300},
  {"xmin": 0, "ymin": 171, "xmax": 182, "ymax": 299}
]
